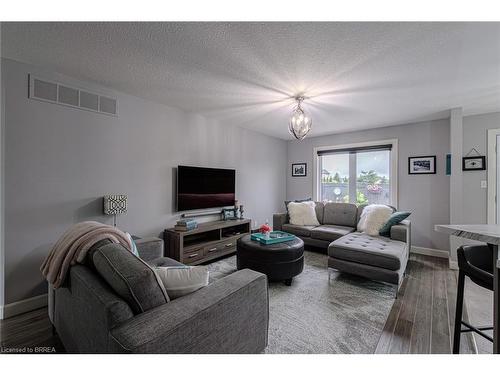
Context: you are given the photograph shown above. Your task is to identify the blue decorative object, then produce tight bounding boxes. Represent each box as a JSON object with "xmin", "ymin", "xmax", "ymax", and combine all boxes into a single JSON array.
[{"xmin": 251, "ymin": 231, "xmax": 296, "ymax": 245}]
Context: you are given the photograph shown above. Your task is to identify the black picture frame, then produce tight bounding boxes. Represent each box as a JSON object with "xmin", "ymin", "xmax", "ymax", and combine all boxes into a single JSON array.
[
  {"xmin": 222, "ymin": 208, "xmax": 237, "ymax": 221},
  {"xmin": 462, "ymin": 156, "xmax": 486, "ymax": 171},
  {"xmin": 408, "ymin": 155, "xmax": 436, "ymax": 175},
  {"xmin": 292, "ymin": 163, "xmax": 307, "ymax": 177}
]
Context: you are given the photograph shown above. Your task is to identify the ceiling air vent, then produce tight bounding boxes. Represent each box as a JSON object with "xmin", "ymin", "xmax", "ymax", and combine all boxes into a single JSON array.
[
  {"xmin": 99, "ymin": 96, "xmax": 117, "ymax": 115},
  {"xmin": 58, "ymin": 85, "xmax": 79, "ymax": 106},
  {"xmin": 79, "ymin": 91, "xmax": 99, "ymax": 111},
  {"xmin": 33, "ymin": 79, "xmax": 58, "ymax": 102},
  {"xmin": 28, "ymin": 74, "xmax": 118, "ymax": 116}
]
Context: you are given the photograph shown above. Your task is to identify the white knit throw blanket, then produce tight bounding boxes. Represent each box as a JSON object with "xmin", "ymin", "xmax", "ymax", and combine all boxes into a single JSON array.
[{"xmin": 40, "ymin": 221, "xmax": 132, "ymax": 288}]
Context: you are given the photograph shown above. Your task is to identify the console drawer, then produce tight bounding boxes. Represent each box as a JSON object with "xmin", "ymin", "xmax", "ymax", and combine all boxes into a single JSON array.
[
  {"xmin": 182, "ymin": 249, "xmax": 205, "ymax": 264},
  {"xmin": 204, "ymin": 243, "xmax": 221, "ymax": 256},
  {"xmin": 218, "ymin": 238, "xmax": 237, "ymax": 251},
  {"xmin": 202, "ymin": 239, "xmax": 236, "ymax": 257}
]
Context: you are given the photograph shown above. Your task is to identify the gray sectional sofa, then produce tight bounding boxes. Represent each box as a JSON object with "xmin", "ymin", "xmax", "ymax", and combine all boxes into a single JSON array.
[
  {"xmin": 48, "ymin": 237, "xmax": 269, "ymax": 353},
  {"xmin": 273, "ymin": 202, "xmax": 411, "ymax": 292}
]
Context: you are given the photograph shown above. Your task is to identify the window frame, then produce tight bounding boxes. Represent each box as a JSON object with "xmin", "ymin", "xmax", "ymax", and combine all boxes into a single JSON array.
[{"xmin": 313, "ymin": 139, "xmax": 398, "ymax": 207}]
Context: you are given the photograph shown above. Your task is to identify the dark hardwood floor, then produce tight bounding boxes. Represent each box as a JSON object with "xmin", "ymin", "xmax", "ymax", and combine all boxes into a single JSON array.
[
  {"xmin": 375, "ymin": 254, "xmax": 479, "ymax": 354},
  {"xmin": 0, "ymin": 254, "xmax": 490, "ymax": 354},
  {"xmin": 0, "ymin": 306, "xmax": 64, "ymax": 353}
]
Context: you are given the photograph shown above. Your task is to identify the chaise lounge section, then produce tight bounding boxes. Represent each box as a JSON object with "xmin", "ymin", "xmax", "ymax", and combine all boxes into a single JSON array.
[{"xmin": 273, "ymin": 202, "xmax": 411, "ymax": 291}]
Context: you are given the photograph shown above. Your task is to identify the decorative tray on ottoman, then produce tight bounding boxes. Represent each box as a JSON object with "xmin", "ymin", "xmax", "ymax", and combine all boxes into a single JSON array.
[{"xmin": 250, "ymin": 231, "xmax": 296, "ymax": 245}]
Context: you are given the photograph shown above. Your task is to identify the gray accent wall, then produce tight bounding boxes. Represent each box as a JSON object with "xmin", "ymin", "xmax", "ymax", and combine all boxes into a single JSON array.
[
  {"xmin": 2, "ymin": 58, "xmax": 287, "ymax": 304},
  {"xmin": 462, "ymin": 112, "xmax": 500, "ymax": 223},
  {"xmin": 286, "ymin": 119, "xmax": 451, "ymax": 251}
]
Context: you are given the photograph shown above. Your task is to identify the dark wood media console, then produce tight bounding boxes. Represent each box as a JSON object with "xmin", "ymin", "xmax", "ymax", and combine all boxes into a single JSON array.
[{"xmin": 164, "ymin": 219, "xmax": 251, "ymax": 265}]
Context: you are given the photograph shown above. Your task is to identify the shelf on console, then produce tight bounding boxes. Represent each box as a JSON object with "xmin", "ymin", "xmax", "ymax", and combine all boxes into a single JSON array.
[{"xmin": 164, "ymin": 219, "xmax": 251, "ymax": 265}]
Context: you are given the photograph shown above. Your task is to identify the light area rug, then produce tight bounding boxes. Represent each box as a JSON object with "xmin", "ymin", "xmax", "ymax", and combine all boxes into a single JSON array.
[{"xmin": 207, "ymin": 250, "xmax": 395, "ymax": 354}]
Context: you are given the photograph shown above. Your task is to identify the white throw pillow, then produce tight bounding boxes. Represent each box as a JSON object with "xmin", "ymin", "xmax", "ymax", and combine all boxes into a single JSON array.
[
  {"xmin": 288, "ymin": 201, "xmax": 320, "ymax": 226},
  {"xmin": 155, "ymin": 266, "xmax": 209, "ymax": 300},
  {"xmin": 357, "ymin": 204, "xmax": 393, "ymax": 236}
]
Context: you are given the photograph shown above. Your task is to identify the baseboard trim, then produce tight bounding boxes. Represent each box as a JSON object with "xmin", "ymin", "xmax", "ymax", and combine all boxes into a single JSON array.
[
  {"xmin": 2, "ymin": 293, "xmax": 48, "ymax": 319},
  {"xmin": 410, "ymin": 246, "xmax": 449, "ymax": 259},
  {"xmin": 449, "ymin": 260, "xmax": 459, "ymax": 270}
]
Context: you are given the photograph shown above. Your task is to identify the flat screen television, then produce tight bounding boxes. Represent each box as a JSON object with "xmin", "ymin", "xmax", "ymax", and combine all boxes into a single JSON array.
[{"xmin": 176, "ymin": 165, "xmax": 236, "ymax": 211}]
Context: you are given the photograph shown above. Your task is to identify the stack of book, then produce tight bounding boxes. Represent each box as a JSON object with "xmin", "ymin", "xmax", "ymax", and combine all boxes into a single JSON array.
[{"xmin": 174, "ymin": 219, "xmax": 198, "ymax": 232}]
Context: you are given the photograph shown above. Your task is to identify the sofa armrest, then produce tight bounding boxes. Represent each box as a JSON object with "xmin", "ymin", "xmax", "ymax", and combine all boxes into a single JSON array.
[
  {"xmin": 273, "ymin": 213, "xmax": 289, "ymax": 231},
  {"xmin": 109, "ymin": 269, "xmax": 269, "ymax": 353},
  {"xmin": 390, "ymin": 220, "xmax": 411, "ymax": 247},
  {"xmin": 135, "ymin": 237, "xmax": 164, "ymax": 262}
]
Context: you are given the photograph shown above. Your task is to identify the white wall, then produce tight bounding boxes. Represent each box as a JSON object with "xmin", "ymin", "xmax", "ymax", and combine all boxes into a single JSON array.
[
  {"xmin": 287, "ymin": 119, "xmax": 451, "ymax": 251},
  {"xmin": 2, "ymin": 58, "xmax": 287, "ymax": 305}
]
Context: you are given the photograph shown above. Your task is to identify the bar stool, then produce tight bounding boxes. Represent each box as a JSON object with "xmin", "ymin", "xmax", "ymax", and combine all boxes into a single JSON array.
[{"xmin": 453, "ymin": 245, "xmax": 494, "ymax": 354}]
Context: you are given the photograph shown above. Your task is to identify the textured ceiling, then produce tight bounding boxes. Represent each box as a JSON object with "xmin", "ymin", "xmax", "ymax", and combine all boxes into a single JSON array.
[{"xmin": 2, "ymin": 22, "xmax": 500, "ymax": 139}]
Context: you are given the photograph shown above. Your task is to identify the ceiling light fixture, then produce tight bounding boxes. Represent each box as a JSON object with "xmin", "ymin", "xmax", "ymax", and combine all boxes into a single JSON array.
[{"xmin": 288, "ymin": 96, "xmax": 312, "ymax": 140}]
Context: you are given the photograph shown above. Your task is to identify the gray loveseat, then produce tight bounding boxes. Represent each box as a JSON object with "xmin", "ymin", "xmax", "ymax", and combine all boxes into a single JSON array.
[
  {"xmin": 273, "ymin": 202, "xmax": 411, "ymax": 292},
  {"xmin": 48, "ymin": 237, "xmax": 269, "ymax": 353}
]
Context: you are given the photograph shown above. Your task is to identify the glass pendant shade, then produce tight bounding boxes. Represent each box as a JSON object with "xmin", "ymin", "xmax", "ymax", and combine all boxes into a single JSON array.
[{"xmin": 288, "ymin": 98, "xmax": 312, "ymax": 140}]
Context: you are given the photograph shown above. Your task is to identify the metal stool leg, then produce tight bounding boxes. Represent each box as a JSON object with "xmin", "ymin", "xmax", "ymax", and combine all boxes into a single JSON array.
[{"xmin": 453, "ymin": 271, "xmax": 465, "ymax": 354}]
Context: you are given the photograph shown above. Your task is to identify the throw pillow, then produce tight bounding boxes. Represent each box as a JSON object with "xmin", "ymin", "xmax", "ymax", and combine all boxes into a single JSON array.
[
  {"xmin": 284, "ymin": 198, "xmax": 312, "ymax": 214},
  {"xmin": 288, "ymin": 201, "xmax": 320, "ymax": 226},
  {"xmin": 155, "ymin": 266, "xmax": 209, "ymax": 300},
  {"xmin": 91, "ymin": 242, "xmax": 170, "ymax": 314},
  {"xmin": 379, "ymin": 211, "xmax": 411, "ymax": 237},
  {"xmin": 125, "ymin": 232, "xmax": 140, "ymax": 257},
  {"xmin": 357, "ymin": 204, "xmax": 393, "ymax": 236}
]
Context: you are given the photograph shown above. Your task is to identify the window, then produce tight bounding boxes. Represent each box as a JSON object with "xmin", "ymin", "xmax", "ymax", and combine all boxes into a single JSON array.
[{"xmin": 314, "ymin": 140, "xmax": 397, "ymax": 206}]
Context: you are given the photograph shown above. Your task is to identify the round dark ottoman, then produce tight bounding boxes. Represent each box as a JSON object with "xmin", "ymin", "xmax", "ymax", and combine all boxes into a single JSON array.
[{"xmin": 236, "ymin": 234, "xmax": 304, "ymax": 285}]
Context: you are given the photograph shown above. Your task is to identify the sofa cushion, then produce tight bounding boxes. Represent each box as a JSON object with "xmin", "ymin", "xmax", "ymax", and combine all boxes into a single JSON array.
[
  {"xmin": 148, "ymin": 257, "xmax": 185, "ymax": 268},
  {"xmin": 356, "ymin": 204, "xmax": 368, "ymax": 224},
  {"xmin": 314, "ymin": 202, "xmax": 325, "ymax": 224},
  {"xmin": 328, "ymin": 232, "xmax": 406, "ymax": 271},
  {"xmin": 310, "ymin": 225, "xmax": 355, "ymax": 242},
  {"xmin": 357, "ymin": 204, "xmax": 396, "ymax": 224},
  {"xmin": 323, "ymin": 203, "xmax": 357, "ymax": 227},
  {"xmin": 282, "ymin": 223, "xmax": 317, "ymax": 237},
  {"xmin": 357, "ymin": 204, "xmax": 393, "ymax": 236},
  {"xmin": 285, "ymin": 198, "xmax": 312, "ymax": 213},
  {"xmin": 91, "ymin": 243, "xmax": 170, "ymax": 314},
  {"xmin": 288, "ymin": 201, "xmax": 320, "ymax": 226},
  {"xmin": 155, "ymin": 266, "xmax": 209, "ymax": 300}
]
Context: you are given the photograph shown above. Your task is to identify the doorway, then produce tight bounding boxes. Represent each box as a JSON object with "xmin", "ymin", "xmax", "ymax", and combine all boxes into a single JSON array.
[{"xmin": 487, "ymin": 129, "xmax": 500, "ymax": 224}]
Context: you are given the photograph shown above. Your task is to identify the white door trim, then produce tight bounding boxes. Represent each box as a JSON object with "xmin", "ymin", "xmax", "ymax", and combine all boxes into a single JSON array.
[
  {"xmin": 312, "ymin": 139, "xmax": 398, "ymax": 206},
  {"xmin": 487, "ymin": 129, "xmax": 500, "ymax": 224}
]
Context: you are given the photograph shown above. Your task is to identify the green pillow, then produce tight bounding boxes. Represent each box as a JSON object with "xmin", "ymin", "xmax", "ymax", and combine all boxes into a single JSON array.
[{"xmin": 379, "ymin": 211, "xmax": 411, "ymax": 237}]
